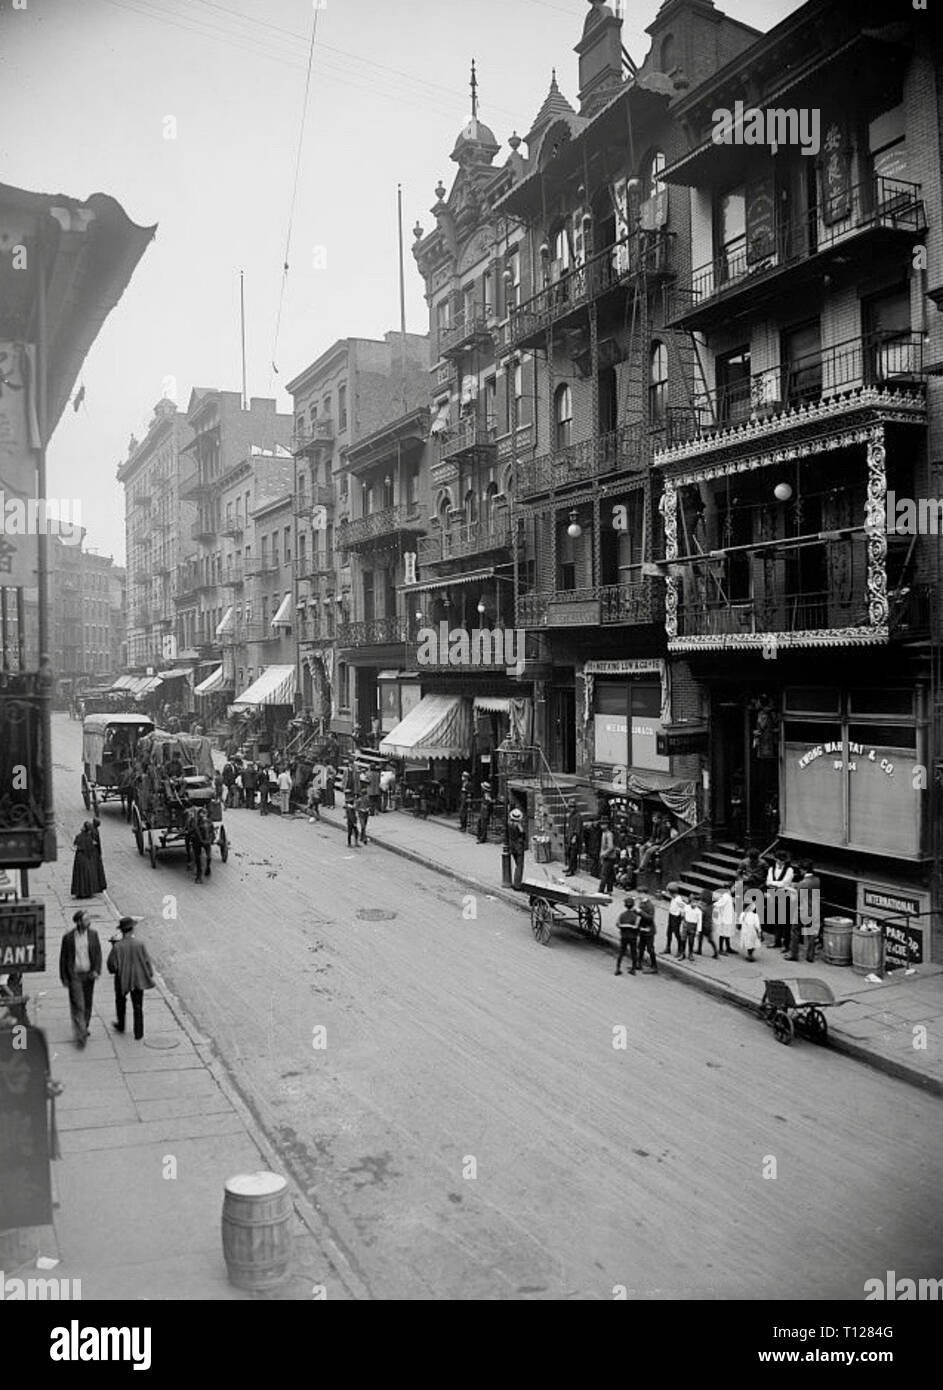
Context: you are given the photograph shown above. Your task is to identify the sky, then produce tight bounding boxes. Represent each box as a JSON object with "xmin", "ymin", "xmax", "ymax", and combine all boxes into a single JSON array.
[{"xmin": 1, "ymin": 0, "xmax": 798, "ymax": 564}]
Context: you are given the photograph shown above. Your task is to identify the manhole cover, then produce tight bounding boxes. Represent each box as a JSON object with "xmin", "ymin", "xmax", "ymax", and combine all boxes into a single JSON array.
[
  {"xmin": 355, "ymin": 908, "xmax": 398, "ymax": 921},
  {"xmin": 142, "ymin": 1038, "xmax": 181, "ymax": 1050}
]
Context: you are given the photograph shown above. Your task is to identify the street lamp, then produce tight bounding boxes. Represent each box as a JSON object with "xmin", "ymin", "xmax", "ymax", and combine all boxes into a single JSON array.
[
  {"xmin": 499, "ymin": 742, "xmax": 512, "ymax": 888},
  {"xmin": 566, "ymin": 508, "xmax": 583, "ymax": 538}
]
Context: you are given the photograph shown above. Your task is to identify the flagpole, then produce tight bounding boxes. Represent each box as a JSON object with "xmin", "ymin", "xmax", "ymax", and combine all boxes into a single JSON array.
[
  {"xmin": 397, "ymin": 185, "xmax": 408, "ymax": 416},
  {"xmin": 240, "ymin": 270, "xmax": 248, "ymax": 410}
]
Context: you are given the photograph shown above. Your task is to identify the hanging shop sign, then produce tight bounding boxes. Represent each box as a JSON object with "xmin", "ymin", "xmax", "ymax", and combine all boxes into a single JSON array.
[
  {"xmin": 0, "ymin": 675, "xmax": 50, "ymax": 866},
  {"xmin": 0, "ymin": 898, "xmax": 45, "ymax": 971},
  {"xmin": 856, "ymin": 882, "xmax": 928, "ymax": 970},
  {"xmin": 656, "ymin": 723, "xmax": 709, "ymax": 756}
]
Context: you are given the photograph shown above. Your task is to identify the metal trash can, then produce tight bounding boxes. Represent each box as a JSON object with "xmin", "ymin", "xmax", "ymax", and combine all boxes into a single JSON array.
[{"xmin": 822, "ymin": 916, "xmax": 854, "ymax": 966}]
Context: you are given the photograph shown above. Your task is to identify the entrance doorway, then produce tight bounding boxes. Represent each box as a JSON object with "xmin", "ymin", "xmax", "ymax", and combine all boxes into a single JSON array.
[
  {"xmin": 712, "ymin": 690, "xmax": 780, "ymax": 847},
  {"xmin": 551, "ymin": 682, "xmax": 576, "ymax": 773}
]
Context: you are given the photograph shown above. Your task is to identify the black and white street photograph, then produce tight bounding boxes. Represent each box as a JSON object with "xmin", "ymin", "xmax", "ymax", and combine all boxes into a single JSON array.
[{"xmin": 1, "ymin": 0, "xmax": 942, "ymax": 1346}]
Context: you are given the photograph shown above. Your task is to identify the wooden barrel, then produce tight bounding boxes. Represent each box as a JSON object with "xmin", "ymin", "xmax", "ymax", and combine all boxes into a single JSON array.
[{"xmin": 221, "ymin": 1172, "xmax": 292, "ymax": 1290}]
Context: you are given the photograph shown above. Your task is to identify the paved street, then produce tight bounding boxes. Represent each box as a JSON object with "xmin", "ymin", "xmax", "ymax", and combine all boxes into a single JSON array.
[{"xmin": 51, "ymin": 716, "xmax": 943, "ymax": 1299}]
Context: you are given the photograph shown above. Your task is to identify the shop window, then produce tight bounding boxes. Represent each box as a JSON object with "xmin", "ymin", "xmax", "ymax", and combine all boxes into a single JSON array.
[
  {"xmin": 785, "ymin": 687, "xmax": 841, "ymax": 715},
  {"xmin": 848, "ymin": 688, "xmax": 913, "ymax": 718}
]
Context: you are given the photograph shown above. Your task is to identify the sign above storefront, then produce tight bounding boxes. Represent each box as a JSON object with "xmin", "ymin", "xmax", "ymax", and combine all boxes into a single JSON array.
[
  {"xmin": 0, "ymin": 899, "xmax": 45, "ymax": 972},
  {"xmin": 656, "ymin": 724, "xmax": 708, "ymax": 756}
]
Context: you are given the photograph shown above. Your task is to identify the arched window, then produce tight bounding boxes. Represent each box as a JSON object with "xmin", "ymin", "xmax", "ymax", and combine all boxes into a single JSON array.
[
  {"xmin": 554, "ymin": 383, "xmax": 573, "ymax": 449},
  {"xmin": 464, "ymin": 487, "xmax": 478, "ymax": 524},
  {"xmin": 484, "ymin": 480, "xmax": 499, "ymax": 531},
  {"xmin": 649, "ymin": 341, "xmax": 669, "ymax": 427}
]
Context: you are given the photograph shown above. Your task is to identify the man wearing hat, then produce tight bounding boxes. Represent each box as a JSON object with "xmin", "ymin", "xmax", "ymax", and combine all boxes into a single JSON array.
[
  {"xmin": 635, "ymin": 895, "xmax": 658, "ymax": 973},
  {"xmin": 59, "ymin": 909, "xmax": 103, "ymax": 1048},
  {"xmin": 107, "ymin": 918, "xmax": 155, "ymax": 1042},
  {"xmin": 614, "ymin": 894, "xmax": 641, "ymax": 976},
  {"xmin": 564, "ymin": 798, "xmax": 582, "ymax": 877},
  {"xmin": 476, "ymin": 781, "xmax": 494, "ymax": 843},
  {"xmin": 458, "ymin": 771, "xmax": 472, "ymax": 833},
  {"xmin": 507, "ymin": 805, "xmax": 527, "ymax": 888}
]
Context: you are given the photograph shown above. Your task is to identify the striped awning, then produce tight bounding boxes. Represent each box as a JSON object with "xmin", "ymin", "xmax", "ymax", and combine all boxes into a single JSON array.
[
  {"xmin": 473, "ymin": 695, "xmax": 511, "ymax": 713},
  {"xmin": 380, "ymin": 694, "xmax": 473, "ymax": 761},
  {"xmin": 399, "ymin": 568, "xmax": 496, "ymax": 594},
  {"xmin": 157, "ymin": 668, "xmax": 193, "ymax": 683},
  {"xmin": 133, "ymin": 676, "xmax": 162, "ymax": 701},
  {"xmin": 271, "ymin": 593, "xmax": 293, "ymax": 627},
  {"xmin": 230, "ymin": 664, "xmax": 296, "ymax": 710},
  {"xmin": 215, "ymin": 606, "xmax": 234, "ymax": 638},
  {"xmin": 109, "ymin": 675, "xmax": 137, "ymax": 691},
  {"xmin": 194, "ymin": 665, "xmax": 226, "ymax": 696}
]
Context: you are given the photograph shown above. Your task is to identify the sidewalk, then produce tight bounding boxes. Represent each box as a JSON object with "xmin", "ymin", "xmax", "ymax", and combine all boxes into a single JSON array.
[
  {"xmin": 307, "ymin": 798, "xmax": 943, "ymax": 1098},
  {"xmin": 2, "ymin": 861, "xmax": 362, "ymax": 1299}
]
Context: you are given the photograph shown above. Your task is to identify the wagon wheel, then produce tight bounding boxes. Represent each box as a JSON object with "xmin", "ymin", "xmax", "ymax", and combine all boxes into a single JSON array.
[
  {"xmin": 217, "ymin": 825, "xmax": 229, "ymax": 863},
  {"xmin": 81, "ymin": 774, "xmax": 91, "ymax": 811},
  {"xmin": 772, "ymin": 1010, "xmax": 794, "ymax": 1046},
  {"xmin": 146, "ymin": 827, "xmax": 157, "ymax": 869},
  {"xmin": 804, "ymin": 1007, "xmax": 828, "ymax": 1042},
  {"xmin": 530, "ymin": 897, "xmax": 552, "ymax": 946},
  {"xmin": 132, "ymin": 804, "xmax": 144, "ymax": 856},
  {"xmin": 577, "ymin": 904, "xmax": 602, "ymax": 939}
]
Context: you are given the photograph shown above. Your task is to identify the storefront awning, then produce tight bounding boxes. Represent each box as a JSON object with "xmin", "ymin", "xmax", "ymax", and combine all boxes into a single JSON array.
[
  {"xmin": 194, "ymin": 664, "xmax": 226, "ymax": 696},
  {"xmin": 399, "ymin": 568, "xmax": 498, "ymax": 594},
  {"xmin": 109, "ymin": 675, "xmax": 136, "ymax": 691},
  {"xmin": 133, "ymin": 676, "xmax": 163, "ymax": 701},
  {"xmin": 473, "ymin": 695, "xmax": 511, "ymax": 714},
  {"xmin": 231, "ymin": 664, "xmax": 296, "ymax": 709},
  {"xmin": 271, "ymin": 593, "xmax": 293, "ymax": 628},
  {"xmin": 380, "ymin": 694, "xmax": 473, "ymax": 761},
  {"xmin": 157, "ymin": 668, "xmax": 193, "ymax": 683},
  {"xmin": 215, "ymin": 606, "xmax": 234, "ymax": 639}
]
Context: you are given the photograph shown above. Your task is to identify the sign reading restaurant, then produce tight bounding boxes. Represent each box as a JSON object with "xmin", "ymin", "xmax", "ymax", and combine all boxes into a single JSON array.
[{"xmin": 0, "ymin": 900, "xmax": 45, "ymax": 972}]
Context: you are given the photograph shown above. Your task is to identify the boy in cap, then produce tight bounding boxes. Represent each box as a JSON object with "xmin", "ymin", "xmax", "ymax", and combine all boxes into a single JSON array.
[
  {"xmin": 614, "ymin": 895, "xmax": 640, "ymax": 976},
  {"xmin": 635, "ymin": 895, "xmax": 658, "ymax": 973}
]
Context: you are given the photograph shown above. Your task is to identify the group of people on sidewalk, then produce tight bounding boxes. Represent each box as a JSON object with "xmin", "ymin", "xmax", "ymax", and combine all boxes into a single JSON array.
[
  {"xmin": 219, "ymin": 755, "xmax": 298, "ymax": 817},
  {"xmin": 59, "ymin": 912, "xmax": 155, "ymax": 1047}
]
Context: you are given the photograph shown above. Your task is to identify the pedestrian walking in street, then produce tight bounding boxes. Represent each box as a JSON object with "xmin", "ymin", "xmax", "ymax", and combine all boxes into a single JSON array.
[
  {"xmin": 277, "ymin": 766, "xmax": 292, "ymax": 816},
  {"xmin": 258, "ymin": 766, "xmax": 271, "ymax": 816},
  {"xmin": 636, "ymin": 895, "xmax": 658, "ymax": 973},
  {"xmin": 70, "ymin": 822, "xmax": 100, "ymax": 899},
  {"xmin": 345, "ymin": 795, "xmax": 360, "ymax": 847},
  {"xmin": 738, "ymin": 898, "xmax": 762, "ymax": 961},
  {"xmin": 356, "ymin": 784, "xmax": 371, "ymax": 844},
  {"xmin": 368, "ymin": 765, "xmax": 381, "ymax": 816},
  {"xmin": 694, "ymin": 889, "xmax": 719, "ymax": 958},
  {"xmin": 507, "ymin": 806, "xmax": 527, "ymax": 889},
  {"xmin": 107, "ymin": 917, "xmax": 155, "ymax": 1041},
  {"xmin": 221, "ymin": 758, "xmax": 236, "ymax": 806},
  {"xmin": 89, "ymin": 818, "xmax": 107, "ymax": 892},
  {"xmin": 242, "ymin": 759, "xmax": 257, "ymax": 810},
  {"xmin": 458, "ymin": 771, "xmax": 472, "ymax": 832},
  {"xmin": 598, "ymin": 819, "xmax": 618, "ymax": 894},
  {"xmin": 663, "ymin": 885, "xmax": 686, "ymax": 957},
  {"xmin": 614, "ymin": 895, "xmax": 640, "ymax": 975},
  {"xmin": 59, "ymin": 909, "xmax": 102, "ymax": 1047},
  {"xmin": 564, "ymin": 799, "xmax": 582, "ymax": 876},
  {"xmin": 713, "ymin": 885, "xmax": 736, "ymax": 955},
  {"xmin": 323, "ymin": 762, "xmax": 336, "ymax": 808},
  {"xmin": 476, "ymin": 781, "xmax": 494, "ymax": 843}
]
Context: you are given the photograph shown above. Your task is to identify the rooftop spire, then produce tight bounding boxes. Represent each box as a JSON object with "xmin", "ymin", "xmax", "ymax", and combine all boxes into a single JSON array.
[{"xmin": 470, "ymin": 58, "xmax": 478, "ymax": 119}]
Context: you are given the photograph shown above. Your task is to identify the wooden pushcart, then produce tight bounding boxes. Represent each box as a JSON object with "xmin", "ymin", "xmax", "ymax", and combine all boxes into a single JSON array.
[
  {"xmin": 760, "ymin": 977, "xmax": 844, "ymax": 1046},
  {"xmin": 520, "ymin": 878, "xmax": 611, "ymax": 946}
]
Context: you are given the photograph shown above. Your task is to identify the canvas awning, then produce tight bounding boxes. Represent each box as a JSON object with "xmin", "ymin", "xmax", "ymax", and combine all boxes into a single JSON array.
[
  {"xmin": 157, "ymin": 668, "xmax": 192, "ymax": 683},
  {"xmin": 194, "ymin": 665, "xmax": 226, "ymax": 696},
  {"xmin": 400, "ymin": 567, "xmax": 497, "ymax": 594},
  {"xmin": 109, "ymin": 675, "xmax": 136, "ymax": 691},
  {"xmin": 271, "ymin": 593, "xmax": 293, "ymax": 628},
  {"xmin": 231, "ymin": 664, "xmax": 296, "ymax": 709},
  {"xmin": 133, "ymin": 676, "xmax": 163, "ymax": 701},
  {"xmin": 473, "ymin": 695, "xmax": 511, "ymax": 713},
  {"xmin": 215, "ymin": 606, "xmax": 234, "ymax": 638},
  {"xmin": 379, "ymin": 694, "xmax": 473, "ymax": 761}
]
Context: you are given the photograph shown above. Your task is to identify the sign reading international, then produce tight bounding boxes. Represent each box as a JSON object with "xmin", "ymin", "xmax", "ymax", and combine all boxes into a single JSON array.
[
  {"xmin": 0, "ymin": 1024, "xmax": 53, "ymax": 1230},
  {"xmin": 0, "ymin": 899, "xmax": 45, "ymax": 971}
]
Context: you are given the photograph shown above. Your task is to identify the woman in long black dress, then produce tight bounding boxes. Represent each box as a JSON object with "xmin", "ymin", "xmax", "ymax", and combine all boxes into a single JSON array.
[
  {"xmin": 89, "ymin": 817, "xmax": 107, "ymax": 892},
  {"xmin": 70, "ymin": 822, "xmax": 99, "ymax": 898}
]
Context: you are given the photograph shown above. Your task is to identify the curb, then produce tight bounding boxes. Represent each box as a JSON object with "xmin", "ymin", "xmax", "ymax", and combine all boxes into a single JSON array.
[{"xmin": 314, "ymin": 811, "xmax": 943, "ymax": 1101}]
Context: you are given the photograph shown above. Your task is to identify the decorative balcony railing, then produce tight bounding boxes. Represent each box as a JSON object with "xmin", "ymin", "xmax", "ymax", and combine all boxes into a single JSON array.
[
  {"xmin": 337, "ymin": 503, "xmax": 424, "ymax": 549},
  {"xmin": 244, "ymin": 556, "xmax": 280, "ymax": 577},
  {"xmin": 440, "ymin": 304, "xmax": 492, "ymax": 359},
  {"xmin": 518, "ymin": 578, "xmax": 662, "ymax": 628},
  {"xmin": 292, "ymin": 418, "xmax": 335, "ymax": 453},
  {"xmin": 507, "ymin": 229, "xmax": 673, "ymax": 348},
  {"xmin": 417, "ymin": 514, "xmax": 512, "ymax": 563},
  {"xmin": 337, "ymin": 615, "xmax": 413, "ymax": 647},
  {"xmin": 670, "ymin": 177, "xmax": 925, "ymax": 327},
  {"xmin": 516, "ymin": 420, "xmax": 645, "ymax": 496},
  {"xmin": 437, "ymin": 413, "xmax": 497, "ymax": 462},
  {"xmin": 220, "ymin": 516, "xmax": 245, "ymax": 538},
  {"xmin": 658, "ymin": 333, "xmax": 926, "ymax": 452}
]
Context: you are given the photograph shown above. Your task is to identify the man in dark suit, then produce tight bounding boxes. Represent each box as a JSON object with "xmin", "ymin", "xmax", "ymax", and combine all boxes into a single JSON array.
[
  {"xmin": 564, "ymin": 799, "xmax": 582, "ymax": 876},
  {"xmin": 59, "ymin": 909, "xmax": 102, "ymax": 1048}
]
